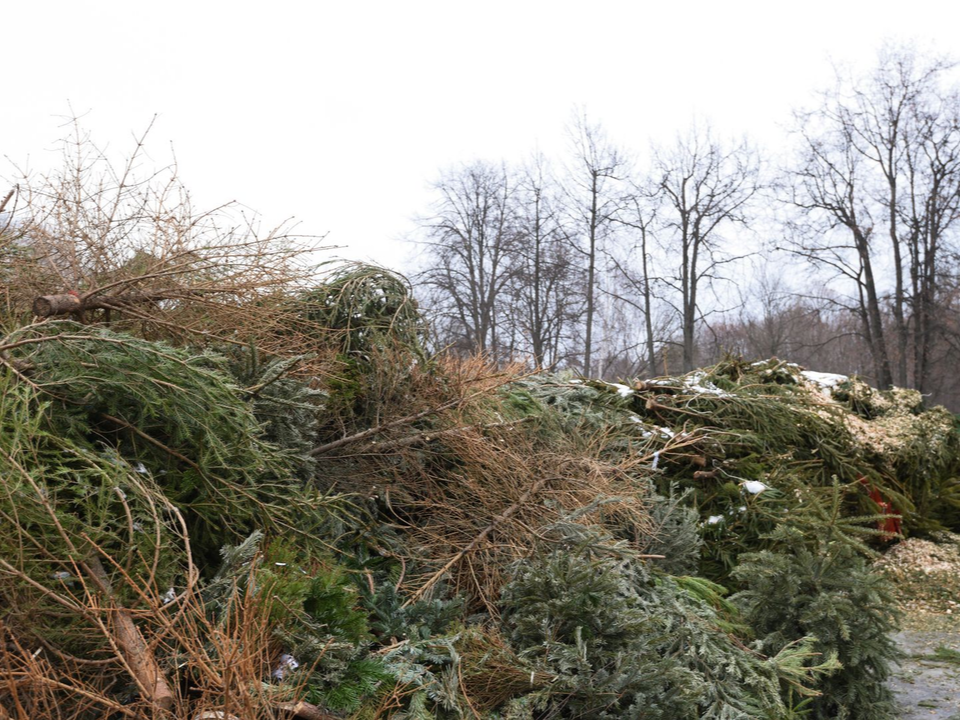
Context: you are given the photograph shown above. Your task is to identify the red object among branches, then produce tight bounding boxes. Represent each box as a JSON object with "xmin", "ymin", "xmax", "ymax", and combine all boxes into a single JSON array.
[{"xmin": 859, "ymin": 476, "xmax": 901, "ymax": 539}]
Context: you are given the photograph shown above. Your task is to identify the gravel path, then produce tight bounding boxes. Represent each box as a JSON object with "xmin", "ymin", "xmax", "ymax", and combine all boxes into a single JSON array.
[{"xmin": 890, "ymin": 629, "xmax": 960, "ymax": 719}]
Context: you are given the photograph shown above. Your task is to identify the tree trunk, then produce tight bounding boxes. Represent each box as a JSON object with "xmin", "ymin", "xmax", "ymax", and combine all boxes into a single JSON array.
[
  {"xmin": 857, "ymin": 234, "xmax": 894, "ymax": 388},
  {"xmin": 890, "ymin": 221, "xmax": 909, "ymax": 388},
  {"xmin": 583, "ymin": 174, "xmax": 599, "ymax": 377},
  {"xmin": 84, "ymin": 557, "xmax": 175, "ymax": 712},
  {"xmin": 641, "ymin": 226, "xmax": 657, "ymax": 374}
]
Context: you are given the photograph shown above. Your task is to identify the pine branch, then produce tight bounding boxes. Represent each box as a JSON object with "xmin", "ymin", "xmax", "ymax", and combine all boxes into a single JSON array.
[{"xmin": 356, "ymin": 417, "xmax": 537, "ymax": 453}]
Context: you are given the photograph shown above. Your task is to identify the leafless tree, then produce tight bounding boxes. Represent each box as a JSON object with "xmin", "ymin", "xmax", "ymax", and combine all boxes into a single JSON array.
[
  {"xmin": 561, "ymin": 110, "xmax": 628, "ymax": 376},
  {"xmin": 900, "ymin": 78, "xmax": 960, "ymax": 392},
  {"xmin": 607, "ymin": 188, "xmax": 662, "ymax": 374},
  {"xmin": 509, "ymin": 154, "xmax": 582, "ymax": 368},
  {"xmin": 652, "ymin": 125, "xmax": 761, "ymax": 372},
  {"xmin": 734, "ymin": 268, "xmax": 802, "ymax": 360},
  {"xmin": 786, "ymin": 45, "xmax": 960, "ymax": 390},
  {"xmin": 847, "ymin": 47, "xmax": 959, "ymax": 386},
  {"xmin": 417, "ymin": 161, "xmax": 518, "ymax": 358},
  {"xmin": 786, "ymin": 101, "xmax": 895, "ymax": 387}
]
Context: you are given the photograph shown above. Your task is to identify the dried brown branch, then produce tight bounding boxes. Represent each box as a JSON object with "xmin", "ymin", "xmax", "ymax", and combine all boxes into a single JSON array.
[
  {"xmin": 2, "ymin": 117, "xmax": 332, "ymax": 358},
  {"xmin": 0, "ymin": 187, "xmax": 15, "ymax": 215},
  {"xmin": 310, "ymin": 374, "xmax": 526, "ymax": 456},
  {"xmin": 402, "ymin": 473, "xmax": 554, "ymax": 607},
  {"xmin": 309, "ymin": 396, "xmax": 465, "ymax": 456},
  {"xmin": 356, "ymin": 417, "xmax": 537, "ymax": 454}
]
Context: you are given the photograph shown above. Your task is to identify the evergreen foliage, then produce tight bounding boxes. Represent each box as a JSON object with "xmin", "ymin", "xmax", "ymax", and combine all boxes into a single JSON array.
[
  {"xmin": 200, "ymin": 533, "xmax": 394, "ymax": 713},
  {"xmin": 291, "ymin": 266, "xmax": 441, "ymax": 434},
  {"xmin": 1, "ymin": 322, "xmax": 334, "ymax": 558},
  {"xmin": 500, "ymin": 519, "xmax": 831, "ymax": 719},
  {"xmin": 295, "ymin": 265, "xmax": 427, "ymax": 359},
  {"xmin": 509, "ymin": 360, "xmax": 959, "ymax": 579},
  {"xmin": 0, "ymin": 373, "xmax": 184, "ymax": 651},
  {"xmin": 222, "ymin": 344, "xmax": 326, "ymax": 481},
  {"xmin": 643, "ymin": 487, "xmax": 703, "ymax": 575},
  {"xmin": 731, "ymin": 486, "xmax": 901, "ymax": 720}
]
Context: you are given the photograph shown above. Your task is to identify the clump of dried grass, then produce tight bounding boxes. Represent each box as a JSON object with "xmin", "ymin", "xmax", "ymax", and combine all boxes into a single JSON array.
[{"xmin": 456, "ymin": 627, "xmax": 555, "ymax": 711}]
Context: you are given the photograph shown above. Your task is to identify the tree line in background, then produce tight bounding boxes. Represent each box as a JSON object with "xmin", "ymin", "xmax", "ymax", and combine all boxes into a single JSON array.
[{"xmin": 413, "ymin": 44, "xmax": 960, "ymax": 410}]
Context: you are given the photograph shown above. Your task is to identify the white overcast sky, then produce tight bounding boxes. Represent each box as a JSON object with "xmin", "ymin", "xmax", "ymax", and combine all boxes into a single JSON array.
[{"xmin": 2, "ymin": 1, "xmax": 958, "ymax": 273}]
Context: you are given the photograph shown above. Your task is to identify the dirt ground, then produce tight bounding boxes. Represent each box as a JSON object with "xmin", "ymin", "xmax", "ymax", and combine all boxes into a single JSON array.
[{"xmin": 890, "ymin": 627, "xmax": 960, "ymax": 719}]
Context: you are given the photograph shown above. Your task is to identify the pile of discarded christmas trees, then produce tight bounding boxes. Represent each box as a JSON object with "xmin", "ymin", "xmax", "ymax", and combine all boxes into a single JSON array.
[
  {"xmin": 2, "ymin": 154, "xmax": 960, "ymax": 719},
  {"xmin": 3, "ymin": 260, "xmax": 959, "ymax": 719}
]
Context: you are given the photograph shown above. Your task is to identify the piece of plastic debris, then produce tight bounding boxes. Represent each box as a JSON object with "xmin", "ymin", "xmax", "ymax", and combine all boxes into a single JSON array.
[
  {"xmin": 651, "ymin": 450, "xmax": 661, "ymax": 470},
  {"xmin": 706, "ymin": 515, "xmax": 724, "ymax": 525},
  {"xmin": 272, "ymin": 652, "xmax": 300, "ymax": 681},
  {"xmin": 161, "ymin": 587, "xmax": 176, "ymax": 605}
]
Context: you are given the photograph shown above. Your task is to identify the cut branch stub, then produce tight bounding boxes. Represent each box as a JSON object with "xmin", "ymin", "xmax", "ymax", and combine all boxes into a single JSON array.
[
  {"xmin": 33, "ymin": 293, "xmax": 83, "ymax": 317},
  {"xmin": 691, "ymin": 455, "xmax": 709, "ymax": 468}
]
